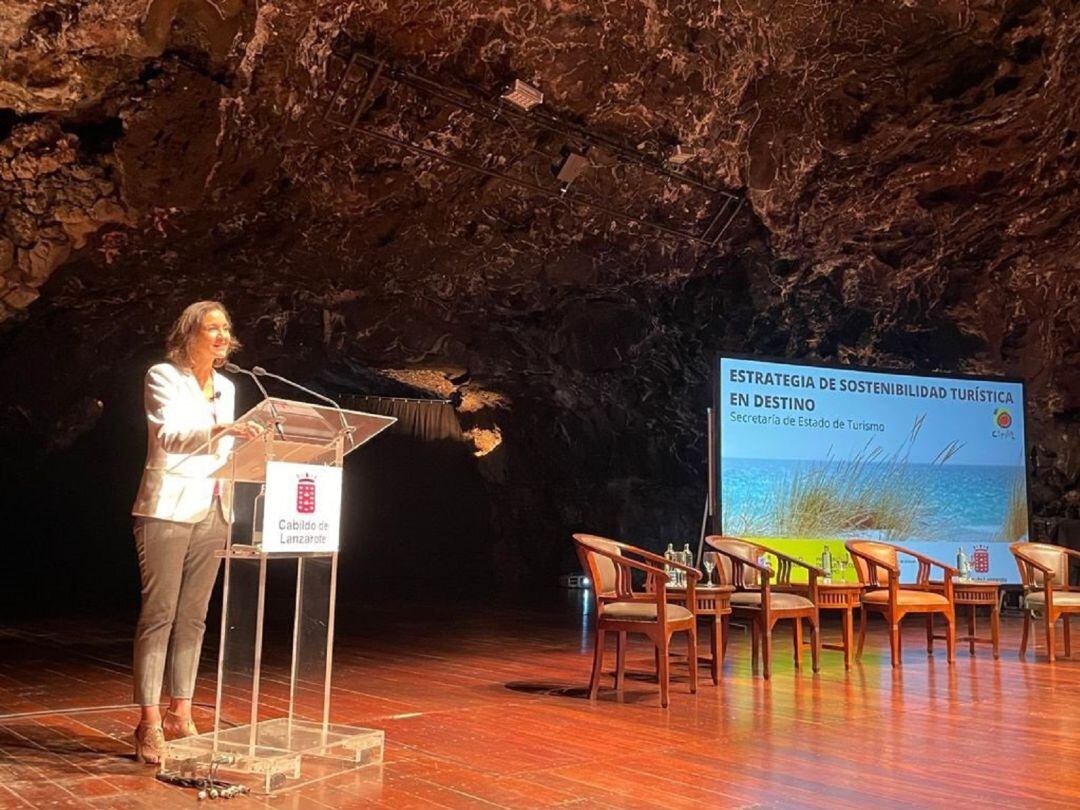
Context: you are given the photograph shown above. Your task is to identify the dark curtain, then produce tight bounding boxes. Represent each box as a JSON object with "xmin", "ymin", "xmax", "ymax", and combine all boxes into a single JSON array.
[
  {"xmin": 335, "ymin": 395, "xmax": 494, "ymax": 602},
  {"xmin": 341, "ymin": 395, "xmax": 462, "ymax": 441}
]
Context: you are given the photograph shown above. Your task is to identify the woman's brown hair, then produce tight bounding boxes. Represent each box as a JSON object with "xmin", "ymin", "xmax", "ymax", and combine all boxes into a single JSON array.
[{"xmin": 165, "ymin": 300, "xmax": 241, "ymax": 369}]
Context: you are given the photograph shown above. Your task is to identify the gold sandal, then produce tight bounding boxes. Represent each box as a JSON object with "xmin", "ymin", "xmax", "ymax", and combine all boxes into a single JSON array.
[
  {"xmin": 133, "ymin": 723, "xmax": 166, "ymax": 764},
  {"xmin": 163, "ymin": 711, "xmax": 198, "ymax": 740}
]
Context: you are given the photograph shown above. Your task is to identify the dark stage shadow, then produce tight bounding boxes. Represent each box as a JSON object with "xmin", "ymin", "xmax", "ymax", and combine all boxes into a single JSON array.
[
  {"xmin": 503, "ymin": 682, "xmax": 591, "ymax": 699},
  {"xmin": 504, "ymin": 674, "xmax": 684, "ymax": 704}
]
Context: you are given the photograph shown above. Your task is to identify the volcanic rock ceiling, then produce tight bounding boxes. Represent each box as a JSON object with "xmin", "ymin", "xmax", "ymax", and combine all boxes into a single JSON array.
[{"xmin": 0, "ymin": 1, "xmax": 1077, "ymax": 586}]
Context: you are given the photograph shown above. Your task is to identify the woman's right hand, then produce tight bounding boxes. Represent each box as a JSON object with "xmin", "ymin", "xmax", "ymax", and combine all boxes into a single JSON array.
[{"xmin": 212, "ymin": 421, "xmax": 266, "ymax": 441}]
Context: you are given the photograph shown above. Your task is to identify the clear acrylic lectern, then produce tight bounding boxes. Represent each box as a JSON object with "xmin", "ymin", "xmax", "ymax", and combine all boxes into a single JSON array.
[{"xmin": 159, "ymin": 397, "xmax": 396, "ymax": 794}]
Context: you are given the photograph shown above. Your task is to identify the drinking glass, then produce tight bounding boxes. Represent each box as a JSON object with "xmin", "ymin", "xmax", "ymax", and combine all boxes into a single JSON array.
[
  {"xmin": 702, "ymin": 557, "xmax": 715, "ymax": 587},
  {"xmin": 838, "ymin": 555, "xmax": 851, "ymax": 582}
]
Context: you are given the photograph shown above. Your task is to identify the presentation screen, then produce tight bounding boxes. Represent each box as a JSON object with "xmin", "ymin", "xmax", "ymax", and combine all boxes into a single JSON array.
[{"xmin": 715, "ymin": 356, "xmax": 1028, "ymax": 583}]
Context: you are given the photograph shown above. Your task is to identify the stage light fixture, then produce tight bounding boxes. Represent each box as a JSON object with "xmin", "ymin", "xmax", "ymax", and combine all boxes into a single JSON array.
[
  {"xmin": 500, "ymin": 79, "xmax": 544, "ymax": 111},
  {"xmin": 555, "ymin": 150, "xmax": 589, "ymax": 187},
  {"xmin": 667, "ymin": 144, "xmax": 696, "ymax": 165}
]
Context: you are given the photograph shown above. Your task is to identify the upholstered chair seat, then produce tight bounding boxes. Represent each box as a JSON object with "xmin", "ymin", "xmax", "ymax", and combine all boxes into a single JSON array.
[
  {"xmin": 1025, "ymin": 591, "xmax": 1080, "ymax": 608},
  {"xmin": 730, "ymin": 591, "xmax": 815, "ymax": 611},
  {"xmin": 861, "ymin": 589, "xmax": 951, "ymax": 607},
  {"xmin": 601, "ymin": 602, "xmax": 694, "ymax": 621}
]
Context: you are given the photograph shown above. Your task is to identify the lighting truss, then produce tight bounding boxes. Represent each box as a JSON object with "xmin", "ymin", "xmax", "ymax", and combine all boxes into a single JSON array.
[{"xmin": 321, "ymin": 50, "xmax": 744, "ymax": 249}]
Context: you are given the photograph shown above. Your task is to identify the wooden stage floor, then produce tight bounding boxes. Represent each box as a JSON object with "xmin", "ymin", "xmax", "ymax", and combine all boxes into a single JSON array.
[{"xmin": 2, "ymin": 597, "xmax": 1079, "ymax": 809}]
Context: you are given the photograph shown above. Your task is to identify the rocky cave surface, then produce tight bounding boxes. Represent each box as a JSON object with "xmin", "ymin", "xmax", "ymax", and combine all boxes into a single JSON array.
[{"xmin": 0, "ymin": 0, "xmax": 1077, "ymax": 598}]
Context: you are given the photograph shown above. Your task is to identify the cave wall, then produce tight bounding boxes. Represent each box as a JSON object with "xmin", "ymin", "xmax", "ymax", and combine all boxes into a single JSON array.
[{"xmin": 0, "ymin": 1, "xmax": 1077, "ymax": 602}]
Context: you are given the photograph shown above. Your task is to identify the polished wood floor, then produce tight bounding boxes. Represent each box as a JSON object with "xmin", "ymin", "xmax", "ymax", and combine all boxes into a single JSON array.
[{"xmin": 2, "ymin": 596, "xmax": 1080, "ymax": 809}]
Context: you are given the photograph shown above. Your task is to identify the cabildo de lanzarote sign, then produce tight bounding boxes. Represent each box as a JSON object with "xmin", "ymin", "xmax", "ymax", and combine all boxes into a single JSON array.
[{"xmin": 262, "ymin": 460, "xmax": 342, "ymax": 552}]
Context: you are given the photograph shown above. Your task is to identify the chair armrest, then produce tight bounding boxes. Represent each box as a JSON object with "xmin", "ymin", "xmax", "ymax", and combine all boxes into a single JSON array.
[
  {"xmin": 706, "ymin": 544, "xmax": 772, "ymax": 599},
  {"xmin": 665, "ymin": 559, "xmax": 702, "ymax": 581},
  {"xmin": 764, "ymin": 547, "xmax": 825, "ymax": 578},
  {"xmin": 912, "ymin": 580, "xmax": 951, "ymax": 591},
  {"xmin": 600, "ymin": 594, "xmax": 669, "ymax": 605},
  {"xmin": 707, "ymin": 545, "xmax": 772, "ymax": 574},
  {"xmin": 606, "ymin": 541, "xmax": 701, "ymax": 581},
  {"xmin": 611, "ymin": 554, "xmax": 671, "ymax": 582},
  {"xmin": 584, "ymin": 545, "xmax": 672, "ymax": 583},
  {"xmin": 845, "ymin": 543, "xmax": 899, "ymax": 586},
  {"xmin": 897, "ymin": 547, "xmax": 958, "ymax": 580},
  {"xmin": 585, "ymin": 541, "xmax": 701, "ymax": 605},
  {"xmin": 1011, "ymin": 547, "xmax": 1057, "ymax": 574},
  {"xmin": 759, "ymin": 545, "xmax": 822, "ymax": 596},
  {"xmin": 1011, "ymin": 547, "xmax": 1058, "ymax": 589}
]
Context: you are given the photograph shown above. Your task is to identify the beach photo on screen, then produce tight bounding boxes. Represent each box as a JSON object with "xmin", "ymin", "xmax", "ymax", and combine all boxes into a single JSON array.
[{"xmin": 716, "ymin": 356, "xmax": 1028, "ymax": 582}]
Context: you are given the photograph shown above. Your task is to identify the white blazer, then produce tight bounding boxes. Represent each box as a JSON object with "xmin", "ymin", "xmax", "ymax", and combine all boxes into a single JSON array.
[{"xmin": 132, "ymin": 362, "xmax": 236, "ymax": 523}]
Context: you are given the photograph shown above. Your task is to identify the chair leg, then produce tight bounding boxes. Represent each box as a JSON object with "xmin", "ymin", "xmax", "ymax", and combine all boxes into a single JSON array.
[
  {"xmin": 968, "ymin": 604, "xmax": 977, "ymax": 656},
  {"xmin": 710, "ymin": 617, "xmax": 721, "ymax": 685},
  {"xmin": 687, "ymin": 625, "xmax": 698, "ymax": 695},
  {"xmin": 889, "ymin": 622, "xmax": 901, "ymax": 668},
  {"xmin": 944, "ymin": 610, "xmax": 956, "ymax": 664},
  {"xmin": 614, "ymin": 631, "xmax": 626, "ymax": 688},
  {"xmin": 856, "ymin": 607, "xmax": 868, "ymax": 661},
  {"xmin": 658, "ymin": 635, "xmax": 671, "ymax": 708},
  {"xmin": 1064, "ymin": 616, "xmax": 1072, "ymax": 659},
  {"xmin": 654, "ymin": 645, "xmax": 661, "ymax": 682},
  {"xmin": 810, "ymin": 613, "xmax": 820, "ymax": 673},
  {"xmin": 925, "ymin": 614, "xmax": 934, "ymax": 655},
  {"xmin": 762, "ymin": 620, "xmax": 773, "ymax": 680},
  {"xmin": 589, "ymin": 629, "xmax": 606, "ymax": 700},
  {"xmin": 750, "ymin": 620, "xmax": 760, "ymax": 674},
  {"xmin": 991, "ymin": 601, "xmax": 1001, "ymax": 660},
  {"xmin": 792, "ymin": 618, "xmax": 803, "ymax": 670},
  {"xmin": 1019, "ymin": 609, "xmax": 1030, "ymax": 660},
  {"xmin": 1046, "ymin": 609, "xmax": 1057, "ymax": 663}
]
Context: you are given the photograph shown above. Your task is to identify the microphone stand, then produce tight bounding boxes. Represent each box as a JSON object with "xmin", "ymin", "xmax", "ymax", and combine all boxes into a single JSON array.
[
  {"xmin": 224, "ymin": 362, "xmax": 285, "ymax": 440},
  {"xmin": 251, "ymin": 366, "xmax": 355, "ymax": 449}
]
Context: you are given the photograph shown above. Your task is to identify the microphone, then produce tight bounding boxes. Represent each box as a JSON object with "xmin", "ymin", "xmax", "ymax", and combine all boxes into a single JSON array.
[
  {"xmin": 251, "ymin": 366, "xmax": 354, "ymax": 447},
  {"xmin": 223, "ymin": 362, "xmax": 285, "ymax": 439}
]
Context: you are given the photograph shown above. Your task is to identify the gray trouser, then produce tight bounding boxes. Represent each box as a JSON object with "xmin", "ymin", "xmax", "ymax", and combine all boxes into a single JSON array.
[{"xmin": 133, "ymin": 500, "xmax": 227, "ymax": 706}]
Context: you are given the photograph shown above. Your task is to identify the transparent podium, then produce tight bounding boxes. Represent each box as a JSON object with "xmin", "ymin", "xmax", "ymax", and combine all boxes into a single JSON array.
[{"xmin": 160, "ymin": 397, "xmax": 396, "ymax": 794}]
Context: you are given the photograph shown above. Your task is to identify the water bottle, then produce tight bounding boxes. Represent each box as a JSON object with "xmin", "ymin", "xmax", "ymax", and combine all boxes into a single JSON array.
[
  {"xmin": 664, "ymin": 543, "xmax": 678, "ymax": 587},
  {"xmin": 251, "ymin": 485, "xmax": 265, "ymax": 550},
  {"xmin": 682, "ymin": 544, "xmax": 694, "ymax": 586},
  {"xmin": 821, "ymin": 545, "xmax": 833, "ymax": 583},
  {"xmin": 957, "ymin": 547, "xmax": 970, "ymax": 580}
]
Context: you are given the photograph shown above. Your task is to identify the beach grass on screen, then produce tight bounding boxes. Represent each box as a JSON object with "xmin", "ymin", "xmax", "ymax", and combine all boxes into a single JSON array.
[
  {"xmin": 1002, "ymin": 473, "xmax": 1029, "ymax": 541},
  {"xmin": 761, "ymin": 416, "xmax": 963, "ymax": 541}
]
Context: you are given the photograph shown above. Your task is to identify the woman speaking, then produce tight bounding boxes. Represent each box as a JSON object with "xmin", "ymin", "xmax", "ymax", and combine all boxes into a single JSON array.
[{"xmin": 130, "ymin": 301, "xmax": 261, "ymax": 763}]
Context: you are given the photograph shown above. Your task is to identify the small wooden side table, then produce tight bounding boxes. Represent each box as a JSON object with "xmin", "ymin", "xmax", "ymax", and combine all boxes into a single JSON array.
[
  {"xmin": 814, "ymin": 582, "xmax": 864, "ymax": 670},
  {"xmin": 666, "ymin": 584, "xmax": 734, "ymax": 684},
  {"xmin": 931, "ymin": 580, "xmax": 1001, "ymax": 658}
]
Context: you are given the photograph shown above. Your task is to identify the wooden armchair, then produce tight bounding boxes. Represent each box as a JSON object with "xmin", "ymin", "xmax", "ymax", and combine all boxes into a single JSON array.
[
  {"xmin": 571, "ymin": 533, "xmax": 700, "ymax": 707},
  {"xmin": 845, "ymin": 540, "xmax": 956, "ymax": 667},
  {"xmin": 1011, "ymin": 542, "xmax": 1080, "ymax": 662},
  {"xmin": 705, "ymin": 535, "xmax": 821, "ymax": 680}
]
